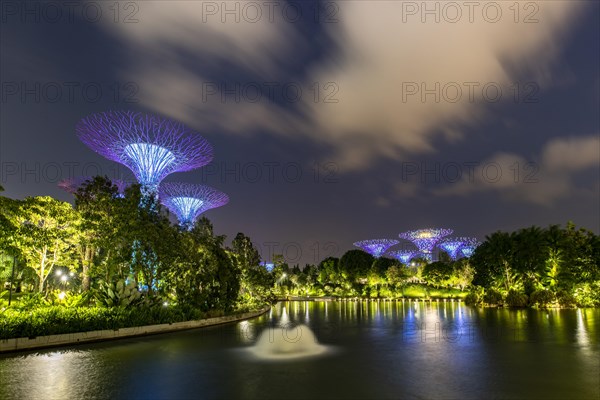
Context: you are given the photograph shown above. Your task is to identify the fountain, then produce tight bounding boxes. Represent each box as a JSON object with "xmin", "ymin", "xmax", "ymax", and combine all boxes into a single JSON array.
[{"xmin": 246, "ymin": 324, "xmax": 330, "ymax": 361}]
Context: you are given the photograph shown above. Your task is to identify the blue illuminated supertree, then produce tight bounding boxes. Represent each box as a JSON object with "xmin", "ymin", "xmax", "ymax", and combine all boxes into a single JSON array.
[
  {"xmin": 459, "ymin": 238, "xmax": 481, "ymax": 258},
  {"xmin": 58, "ymin": 176, "xmax": 130, "ymax": 197},
  {"xmin": 159, "ymin": 183, "xmax": 229, "ymax": 230},
  {"xmin": 353, "ymin": 239, "xmax": 399, "ymax": 258},
  {"xmin": 438, "ymin": 237, "xmax": 468, "ymax": 260},
  {"xmin": 399, "ymin": 228, "xmax": 453, "ymax": 261},
  {"xmin": 387, "ymin": 250, "xmax": 419, "ymax": 265},
  {"xmin": 76, "ymin": 111, "xmax": 213, "ymax": 197}
]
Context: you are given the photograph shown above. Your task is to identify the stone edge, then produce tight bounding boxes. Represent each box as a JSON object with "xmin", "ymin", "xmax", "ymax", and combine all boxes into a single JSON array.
[{"xmin": 0, "ymin": 306, "xmax": 271, "ymax": 354}]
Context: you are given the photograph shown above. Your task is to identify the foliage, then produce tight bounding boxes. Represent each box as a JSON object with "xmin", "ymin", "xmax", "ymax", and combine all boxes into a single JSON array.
[
  {"xmin": 464, "ymin": 292, "xmax": 480, "ymax": 306},
  {"xmin": 529, "ymin": 289, "xmax": 556, "ymax": 308},
  {"xmin": 95, "ymin": 279, "xmax": 144, "ymax": 308},
  {"xmin": 0, "ymin": 305, "xmax": 214, "ymax": 340},
  {"xmin": 483, "ymin": 289, "xmax": 503, "ymax": 306},
  {"xmin": 505, "ymin": 289, "xmax": 528, "ymax": 308}
]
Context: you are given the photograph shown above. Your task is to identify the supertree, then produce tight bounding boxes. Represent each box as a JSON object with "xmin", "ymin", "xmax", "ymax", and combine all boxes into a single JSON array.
[
  {"xmin": 387, "ymin": 250, "xmax": 419, "ymax": 265},
  {"xmin": 399, "ymin": 228, "xmax": 453, "ymax": 261},
  {"xmin": 438, "ymin": 237, "xmax": 468, "ymax": 260},
  {"xmin": 353, "ymin": 239, "xmax": 399, "ymax": 258},
  {"xmin": 159, "ymin": 183, "xmax": 229, "ymax": 230},
  {"xmin": 76, "ymin": 111, "xmax": 213, "ymax": 197},
  {"xmin": 58, "ymin": 176, "xmax": 130, "ymax": 197},
  {"xmin": 459, "ymin": 238, "xmax": 481, "ymax": 258}
]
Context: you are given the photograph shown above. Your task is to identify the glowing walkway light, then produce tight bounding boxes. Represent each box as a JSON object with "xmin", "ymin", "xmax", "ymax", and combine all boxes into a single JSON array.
[
  {"xmin": 159, "ymin": 182, "xmax": 228, "ymax": 230},
  {"xmin": 459, "ymin": 238, "xmax": 481, "ymax": 258},
  {"xmin": 76, "ymin": 111, "xmax": 213, "ymax": 196},
  {"xmin": 58, "ymin": 176, "xmax": 130, "ymax": 197},
  {"xmin": 353, "ymin": 239, "xmax": 399, "ymax": 258},
  {"xmin": 388, "ymin": 250, "xmax": 419, "ymax": 264},
  {"xmin": 399, "ymin": 228, "xmax": 453, "ymax": 260},
  {"xmin": 438, "ymin": 238, "xmax": 468, "ymax": 260}
]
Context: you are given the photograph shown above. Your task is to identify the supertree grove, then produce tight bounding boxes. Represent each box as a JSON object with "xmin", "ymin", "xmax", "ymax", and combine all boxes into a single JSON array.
[
  {"xmin": 159, "ymin": 183, "xmax": 229, "ymax": 230},
  {"xmin": 58, "ymin": 176, "xmax": 130, "ymax": 197},
  {"xmin": 387, "ymin": 250, "xmax": 419, "ymax": 264},
  {"xmin": 353, "ymin": 239, "xmax": 399, "ymax": 258},
  {"xmin": 76, "ymin": 111, "xmax": 213, "ymax": 196},
  {"xmin": 399, "ymin": 228, "xmax": 453, "ymax": 261},
  {"xmin": 459, "ymin": 238, "xmax": 481, "ymax": 258},
  {"xmin": 438, "ymin": 237, "xmax": 468, "ymax": 260}
]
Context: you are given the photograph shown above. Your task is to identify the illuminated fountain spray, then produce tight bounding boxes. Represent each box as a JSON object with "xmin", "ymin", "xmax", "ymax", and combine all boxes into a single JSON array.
[
  {"xmin": 353, "ymin": 239, "xmax": 399, "ymax": 258},
  {"xmin": 246, "ymin": 305, "xmax": 331, "ymax": 361},
  {"xmin": 159, "ymin": 183, "xmax": 229, "ymax": 230},
  {"xmin": 76, "ymin": 111, "xmax": 213, "ymax": 199},
  {"xmin": 399, "ymin": 228, "xmax": 453, "ymax": 262}
]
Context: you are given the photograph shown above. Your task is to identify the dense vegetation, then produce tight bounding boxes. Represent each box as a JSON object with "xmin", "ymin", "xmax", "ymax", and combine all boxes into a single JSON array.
[
  {"xmin": 1, "ymin": 179, "xmax": 599, "ymax": 340},
  {"xmin": 0, "ymin": 178, "xmax": 274, "ymax": 339},
  {"xmin": 271, "ymin": 224, "xmax": 600, "ymax": 308}
]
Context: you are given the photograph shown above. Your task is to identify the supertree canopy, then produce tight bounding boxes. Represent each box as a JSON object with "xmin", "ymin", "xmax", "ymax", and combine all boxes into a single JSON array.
[
  {"xmin": 438, "ymin": 237, "xmax": 468, "ymax": 260},
  {"xmin": 353, "ymin": 239, "xmax": 399, "ymax": 258},
  {"xmin": 459, "ymin": 238, "xmax": 481, "ymax": 258},
  {"xmin": 387, "ymin": 250, "xmax": 419, "ymax": 264},
  {"xmin": 399, "ymin": 228, "xmax": 453, "ymax": 256},
  {"xmin": 76, "ymin": 111, "xmax": 213, "ymax": 195},
  {"xmin": 58, "ymin": 176, "xmax": 130, "ymax": 196},
  {"xmin": 159, "ymin": 183, "xmax": 229, "ymax": 229}
]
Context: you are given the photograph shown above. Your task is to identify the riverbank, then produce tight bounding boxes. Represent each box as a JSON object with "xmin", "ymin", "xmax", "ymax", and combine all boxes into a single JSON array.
[{"xmin": 0, "ymin": 306, "xmax": 270, "ymax": 354}]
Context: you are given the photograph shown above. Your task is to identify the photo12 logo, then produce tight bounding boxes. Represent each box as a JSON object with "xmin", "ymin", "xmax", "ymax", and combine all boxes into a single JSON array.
[{"xmin": 400, "ymin": 2, "xmax": 540, "ymax": 24}]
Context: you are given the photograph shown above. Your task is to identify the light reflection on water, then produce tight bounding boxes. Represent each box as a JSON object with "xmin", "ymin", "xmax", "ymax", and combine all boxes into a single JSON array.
[{"xmin": 0, "ymin": 301, "xmax": 598, "ymax": 400}]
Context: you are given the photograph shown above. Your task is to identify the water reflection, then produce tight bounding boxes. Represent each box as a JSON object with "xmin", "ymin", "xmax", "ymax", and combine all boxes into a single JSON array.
[{"xmin": 1, "ymin": 302, "xmax": 598, "ymax": 400}]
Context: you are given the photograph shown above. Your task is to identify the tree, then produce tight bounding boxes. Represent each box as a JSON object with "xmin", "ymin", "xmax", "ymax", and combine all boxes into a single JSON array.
[
  {"xmin": 471, "ymin": 231, "xmax": 516, "ymax": 292},
  {"xmin": 422, "ymin": 261, "xmax": 453, "ymax": 287},
  {"xmin": 12, "ymin": 197, "xmax": 80, "ymax": 293},
  {"xmin": 338, "ymin": 250, "xmax": 374, "ymax": 282},
  {"xmin": 73, "ymin": 176, "xmax": 122, "ymax": 291},
  {"xmin": 231, "ymin": 233, "xmax": 272, "ymax": 303}
]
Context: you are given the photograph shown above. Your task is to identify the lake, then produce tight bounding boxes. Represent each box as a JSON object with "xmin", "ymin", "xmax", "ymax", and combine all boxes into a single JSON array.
[{"xmin": 1, "ymin": 300, "xmax": 598, "ymax": 399}]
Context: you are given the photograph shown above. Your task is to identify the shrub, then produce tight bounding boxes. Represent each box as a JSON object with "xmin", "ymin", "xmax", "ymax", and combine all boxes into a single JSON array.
[
  {"xmin": 483, "ymin": 289, "xmax": 503, "ymax": 306},
  {"xmin": 529, "ymin": 289, "xmax": 556, "ymax": 308},
  {"xmin": 505, "ymin": 289, "xmax": 528, "ymax": 307},
  {"xmin": 573, "ymin": 283, "xmax": 600, "ymax": 307},
  {"xmin": 0, "ymin": 304, "xmax": 244, "ymax": 340},
  {"xmin": 464, "ymin": 292, "xmax": 480, "ymax": 306},
  {"xmin": 556, "ymin": 290, "xmax": 576, "ymax": 308}
]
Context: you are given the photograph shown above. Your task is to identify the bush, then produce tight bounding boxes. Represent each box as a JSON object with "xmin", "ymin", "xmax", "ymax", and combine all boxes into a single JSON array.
[
  {"xmin": 505, "ymin": 289, "xmax": 528, "ymax": 307},
  {"xmin": 483, "ymin": 289, "xmax": 503, "ymax": 306},
  {"xmin": 556, "ymin": 290, "xmax": 576, "ymax": 308},
  {"xmin": 573, "ymin": 283, "xmax": 600, "ymax": 307},
  {"xmin": 529, "ymin": 289, "xmax": 556, "ymax": 308},
  {"xmin": 0, "ymin": 304, "xmax": 232, "ymax": 340},
  {"xmin": 464, "ymin": 292, "xmax": 480, "ymax": 306}
]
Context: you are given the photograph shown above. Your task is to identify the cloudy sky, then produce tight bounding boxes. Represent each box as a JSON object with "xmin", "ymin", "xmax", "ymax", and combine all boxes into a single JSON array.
[{"xmin": 1, "ymin": 1, "xmax": 598, "ymax": 265}]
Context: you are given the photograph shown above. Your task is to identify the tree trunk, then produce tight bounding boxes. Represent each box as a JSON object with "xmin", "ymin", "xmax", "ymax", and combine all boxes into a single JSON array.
[{"xmin": 82, "ymin": 245, "xmax": 93, "ymax": 291}]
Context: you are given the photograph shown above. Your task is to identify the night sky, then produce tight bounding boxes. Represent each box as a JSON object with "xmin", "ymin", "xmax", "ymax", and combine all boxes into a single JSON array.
[{"xmin": 1, "ymin": 1, "xmax": 598, "ymax": 265}]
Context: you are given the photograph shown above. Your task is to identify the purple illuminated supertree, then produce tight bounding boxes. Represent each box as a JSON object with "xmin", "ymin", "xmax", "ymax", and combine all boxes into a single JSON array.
[
  {"xmin": 353, "ymin": 239, "xmax": 399, "ymax": 258},
  {"xmin": 438, "ymin": 237, "xmax": 468, "ymax": 260},
  {"xmin": 159, "ymin": 183, "xmax": 229, "ymax": 230},
  {"xmin": 459, "ymin": 238, "xmax": 481, "ymax": 258},
  {"xmin": 387, "ymin": 250, "xmax": 419, "ymax": 265},
  {"xmin": 399, "ymin": 228, "xmax": 453, "ymax": 261},
  {"xmin": 58, "ymin": 176, "xmax": 130, "ymax": 197},
  {"xmin": 76, "ymin": 111, "xmax": 213, "ymax": 197}
]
